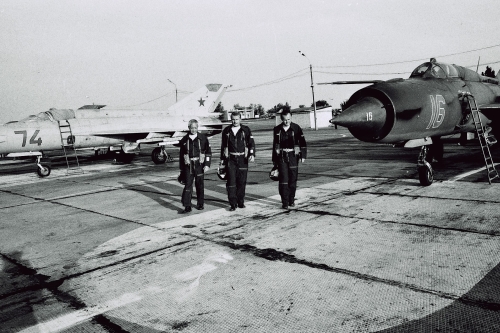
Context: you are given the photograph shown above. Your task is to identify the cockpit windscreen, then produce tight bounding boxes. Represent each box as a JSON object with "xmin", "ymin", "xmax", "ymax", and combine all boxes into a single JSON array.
[{"xmin": 410, "ymin": 61, "xmax": 459, "ymax": 79}]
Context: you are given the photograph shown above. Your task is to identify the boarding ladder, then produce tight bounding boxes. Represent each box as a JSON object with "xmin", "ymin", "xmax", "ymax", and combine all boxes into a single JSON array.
[
  {"xmin": 461, "ymin": 92, "xmax": 499, "ymax": 184},
  {"xmin": 57, "ymin": 120, "xmax": 83, "ymax": 175}
]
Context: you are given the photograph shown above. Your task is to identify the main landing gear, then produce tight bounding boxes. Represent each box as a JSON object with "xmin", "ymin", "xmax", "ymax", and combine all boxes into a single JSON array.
[
  {"xmin": 151, "ymin": 147, "xmax": 173, "ymax": 164},
  {"xmin": 36, "ymin": 155, "xmax": 51, "ymax": 177}
]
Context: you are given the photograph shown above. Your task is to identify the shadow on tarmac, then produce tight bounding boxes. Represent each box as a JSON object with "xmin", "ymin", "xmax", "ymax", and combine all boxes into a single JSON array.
[
  {"xmin": 118, "ymin": 179, "xmax": 229, "ymax": 214},
  {"xmin": 377, "ymin": 261, "xmax": 500, "ymax": 332},
  {"xmin": 119, "ymin": 175, "xmax": 282, "ymax": 214},
  {"xmin": 0, "ymin": 251, "xmax": 189, "ymax": 332},
  {"xmin": 0, "ymin": 251, "xmax": 44, "ymax": 331}
]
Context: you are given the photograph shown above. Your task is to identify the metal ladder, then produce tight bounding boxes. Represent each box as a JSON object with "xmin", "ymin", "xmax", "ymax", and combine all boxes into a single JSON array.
[
  {"xmin": 462, "ymin": 92, "xmax": 498, "ymax": 184},
  {"xmin": 58, "ymin": 120, "xmax": 83, "ymax": 174}
]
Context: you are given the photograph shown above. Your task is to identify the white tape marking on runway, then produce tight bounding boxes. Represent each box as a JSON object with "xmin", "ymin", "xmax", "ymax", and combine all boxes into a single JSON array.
[
  {"xmin": 446, "ymin": 163, "xmax": 499, "ymax": 182},
  {"xmin": 18, "ymin": 253, "xmax": 233, "ymax": 332},
  {"xmin": 15, "ymin": 178, "xmax": 360, "ymax": 332},
  {"xmin": 18, "ymin": 288, "xmax": 160, "ymax": 333},
  {"xmin": 173, "ymin": 252, "xmax": 233, "ymax": 302}
]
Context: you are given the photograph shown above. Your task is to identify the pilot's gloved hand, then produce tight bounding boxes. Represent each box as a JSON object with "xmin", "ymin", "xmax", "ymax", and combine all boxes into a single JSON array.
[
  {"xmin": 249, "ymin": 156, "xmax": 255, "ymax": 162},
  {"xmin": 203, "ymin": 166, "xmax": 210, "ymax": 173}
]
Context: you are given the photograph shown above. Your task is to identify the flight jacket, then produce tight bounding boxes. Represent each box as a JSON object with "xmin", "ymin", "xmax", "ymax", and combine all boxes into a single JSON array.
[
  {"xmin": 178, "ymin": 133, "xmax": 212, "ymax": 170},
  {"xmin": 272, "ymin": 122, "xmax": 307, "ymax": 165},
  {"xmin": 220, "ymin": 125, "xmax": 255, "ymax": 162}
]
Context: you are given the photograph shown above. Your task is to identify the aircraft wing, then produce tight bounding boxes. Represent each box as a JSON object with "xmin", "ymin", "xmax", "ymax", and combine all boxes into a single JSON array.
[
  {"xmin": 480, "ymin": 104, "xmax": 500, "ymax": 122},
  {"xmin": 89, "ymin": 123, "xmax": 223, "ymax": 143},
  {"xmin": 480, "ymin": 103, "xmax": 500, "ymax": 112},
  {"xmin": 90, "ymin": 130, "xmax": 181, "ymax": 147},
  {"xmin": 89, "ymin": 129, "xmax": 175, "ymax": 142},
  {"xmin": 318, "ymin": 80, "xmax": 383, "ymax": 85}
]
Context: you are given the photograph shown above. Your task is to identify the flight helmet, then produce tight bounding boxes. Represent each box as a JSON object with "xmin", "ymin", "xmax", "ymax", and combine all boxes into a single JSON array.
[
  {"xmin": 217, "ymin": 166, "xmax": 226, "ymax": 180},
  {"xmin": 269, "ymin": 166, "xmax": 279, "ymax": 181}
]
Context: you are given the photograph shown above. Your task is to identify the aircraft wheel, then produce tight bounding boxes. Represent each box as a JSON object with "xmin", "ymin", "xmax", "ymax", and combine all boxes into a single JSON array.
[
  {"xmin": 152, "ymin": 147, "xmax": 167, "ymax": 164},
  {"xmin": 37, "ymin": 164, "xmax": 51, "ymax": 177},
  {"xmin": 418, "ymin": 165, "xmax": 433, "ymax": 186}
]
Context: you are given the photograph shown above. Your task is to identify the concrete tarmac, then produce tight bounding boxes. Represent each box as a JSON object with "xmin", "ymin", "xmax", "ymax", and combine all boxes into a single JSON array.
[{"xmin": 1, "ymin": 119, "xmax": 500, "ymax": 332}]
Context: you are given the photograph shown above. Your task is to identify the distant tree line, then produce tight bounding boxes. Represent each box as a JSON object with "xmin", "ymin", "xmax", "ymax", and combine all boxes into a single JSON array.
[
  {"xmin": 482, "ymin": 66, "xmax": 496, "ymax": 78},
  {"xmin": 215, "ymin": 99, "xmax": 344, "ymax": 119},
  {"xmin": 266, "ymin": 100, "xmax": 332, "ymax": 115},
  {"xmin": 214, "ymin": 102, "xmax": 266, "ymax": 119}
]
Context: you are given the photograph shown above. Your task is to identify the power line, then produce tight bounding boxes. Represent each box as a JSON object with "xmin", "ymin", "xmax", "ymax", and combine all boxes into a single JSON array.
[
  {"xmin": 106, "ymin": 50, "xmax": 500, "ymax": 107},
  {"xmin": 465, "ymin": 60, "xmax": 500, "ymax": 69},
  {"xmin": 110, "ymin": 92, "xmax": 174, "ymax": 108},
  {"xmin": 313, "ymin": 60, "xmax": 500, "ymax": 76},
  {"xmin": 224, "ymin": 56, "xmax": 500, "ymax": 93},
  {"xmin": 107, "ymin": 90, "xmax": 192, "ymax": 109},
  {"xmin": 316, "ymin": 43, "xmax": 500, "ymax": 68},
  {"xmin": 314, "ymin": 70, "xmax": 409, "ymax": 76},
  {"xmin": 227, "ymin": 68, "xmax": 309, "ymax": 92},
  {"xmin": 226, "ymin": 58, "xmax": 500, "ymax": 94}
]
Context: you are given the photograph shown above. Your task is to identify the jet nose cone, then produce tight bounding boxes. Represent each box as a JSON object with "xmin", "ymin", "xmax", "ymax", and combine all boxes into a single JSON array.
[
  {"xmin": 0, "ymin": 127, "xmax": 6, "ymax": 143},
  {"xmin": 331, "ymin": 96, "xmax": 388, "ymax": 141}
]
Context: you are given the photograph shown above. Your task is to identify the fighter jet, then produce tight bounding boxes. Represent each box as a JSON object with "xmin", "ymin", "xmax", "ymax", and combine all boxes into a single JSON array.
[
  {"xmin": 0, "ymin": 83, "xmax": 228, "ymax": 177},
  {"xmin": 322, "ymin": 59, "xmax": 500, "ymax": 186}
]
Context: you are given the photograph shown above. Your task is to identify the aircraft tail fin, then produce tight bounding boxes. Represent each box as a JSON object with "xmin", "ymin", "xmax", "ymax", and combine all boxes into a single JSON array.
[{"xmin": 167, "ymin": 84, "xmax": 229, "ymax": 116}]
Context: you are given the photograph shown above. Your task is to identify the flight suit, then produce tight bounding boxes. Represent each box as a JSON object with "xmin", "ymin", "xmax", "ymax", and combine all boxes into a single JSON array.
[
  {"xmin": 220, "ymin": 125, "xmax": 255, "ymax": 207},
  {"xmin": 179, "ymin": 133, "xmax": 212, "ymax": 208},
  {"xmin": 272, "ymin": 122, "xmax": 307, "ymax": 207}
]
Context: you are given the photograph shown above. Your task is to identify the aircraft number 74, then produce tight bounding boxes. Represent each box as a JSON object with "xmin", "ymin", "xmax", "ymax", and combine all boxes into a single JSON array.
[{"xmin": 14, "ymin": 130, "xmax": 42, "ymax": 147}]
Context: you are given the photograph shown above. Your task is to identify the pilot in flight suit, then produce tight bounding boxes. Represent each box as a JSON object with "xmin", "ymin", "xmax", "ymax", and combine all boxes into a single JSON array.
[
  {"xmin": 220, "ymin": 111, "xmax": 255, "ymax": 211},
  {"xmin": 179, "ymin": 119, "xmax": 211, "ymax": 213},
  {"xmin": 272, "ymin": 110, "xmax": 307, "ymax": 209}
]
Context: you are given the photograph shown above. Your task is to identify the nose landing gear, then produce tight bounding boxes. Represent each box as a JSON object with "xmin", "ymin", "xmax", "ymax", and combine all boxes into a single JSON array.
[
  {"xmin": 36, "ymin": 155, "xmax": 51, "ymax": 177},
  {"xmin": 416, "ymin": 137, "xmax": 443, "ymax": 186},
  {"xmin": 417, "ymin": 145, "xmax": 433, "ymax": 186}
]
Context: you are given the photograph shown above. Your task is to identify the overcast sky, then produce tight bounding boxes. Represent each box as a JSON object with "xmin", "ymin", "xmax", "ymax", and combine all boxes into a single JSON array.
[{"xmin": 1, "ymin": 0, "xmax": 499, "ymax": 123}]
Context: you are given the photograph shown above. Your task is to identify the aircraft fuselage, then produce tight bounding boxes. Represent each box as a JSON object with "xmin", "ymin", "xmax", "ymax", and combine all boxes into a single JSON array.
[
  {"xmin": 0, "ymin": 116, "xmax": 222, "ymax": 154},
  {"xmin": 334, "ymin": 61, "xmax": 500, "ymax": 143}
]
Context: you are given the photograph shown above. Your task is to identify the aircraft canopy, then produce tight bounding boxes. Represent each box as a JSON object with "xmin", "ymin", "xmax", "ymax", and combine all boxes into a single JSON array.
[
  {"xmin": 19, "ymin": 108, "xmax": 76, "ymax": 122},
  {"xmin": 410, "ymin": 60, "xmax": 460, "ymax": 79}
]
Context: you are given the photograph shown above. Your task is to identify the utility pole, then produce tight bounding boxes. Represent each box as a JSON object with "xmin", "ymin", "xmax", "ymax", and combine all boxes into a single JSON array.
[
  {"xmin": 167, "ymin": 79, "xmax": 178, "ymax": 102},
  {"xmin": 299, "ymin": 51, "xmax": 317, "ymax": 130}
]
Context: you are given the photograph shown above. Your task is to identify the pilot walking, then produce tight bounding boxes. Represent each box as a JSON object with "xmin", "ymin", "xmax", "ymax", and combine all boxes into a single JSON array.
[
  {"xmin": 220, "ymin": 111, "xmax": 255, "ymax": 211},
  {"xmin": 179, "ymin": 119, "xmax": 211, "ymax": 213},
  {"xmin": 273, "ymin": 110, "xmax": 307, "ymax": 209}
]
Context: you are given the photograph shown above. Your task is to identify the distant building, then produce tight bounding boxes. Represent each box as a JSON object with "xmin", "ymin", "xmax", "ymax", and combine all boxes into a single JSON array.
[
  {"xmin": 222, "ymin": 106, "xmax": 255, "ymax": 121},
  {"xmin": 275, "ymin": 106, "xmax": 334, "ymax": 128}
]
